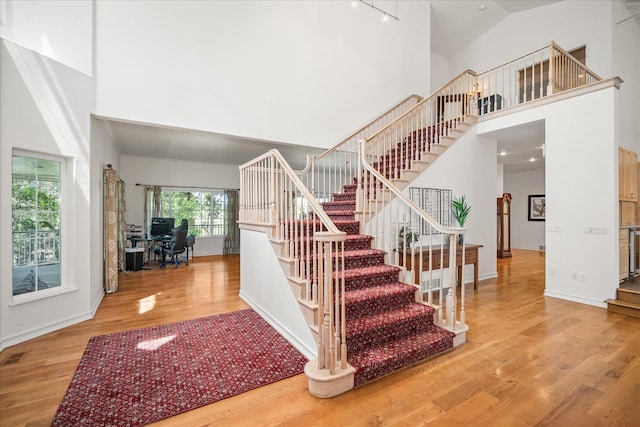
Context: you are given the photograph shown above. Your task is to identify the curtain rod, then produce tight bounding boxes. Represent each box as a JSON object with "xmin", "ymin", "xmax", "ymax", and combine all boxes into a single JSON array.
[{"xmin": 135, "ymin": 183, "xmax": 239, "ymax": 191}]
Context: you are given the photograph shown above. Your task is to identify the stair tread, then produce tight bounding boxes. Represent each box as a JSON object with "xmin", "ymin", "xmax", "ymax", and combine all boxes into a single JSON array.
[{"xmin": 605, "ymin": 298, "xmax": 640, "ymax": 309}]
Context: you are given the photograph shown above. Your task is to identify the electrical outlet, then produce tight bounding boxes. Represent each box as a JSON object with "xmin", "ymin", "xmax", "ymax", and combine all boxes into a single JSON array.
[
  {"xmin": 579, "ymin": 272, "xmax": 587, "ymax": 281},
  {"xmin": 571, "ymin": 272, "xmax": 578, "ymax": 280},
  {"xmin": 548, "ymin": 268, "xmax": 555, "ymax": 277}
]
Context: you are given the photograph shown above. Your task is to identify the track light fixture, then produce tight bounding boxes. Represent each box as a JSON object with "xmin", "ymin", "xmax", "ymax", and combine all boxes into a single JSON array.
[{"xmin": 358, "ymin": 0, "xmax": 399, "ymax": 22}]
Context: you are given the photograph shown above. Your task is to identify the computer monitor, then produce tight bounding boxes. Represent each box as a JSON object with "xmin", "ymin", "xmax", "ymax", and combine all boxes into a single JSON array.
[{"xmin": 150, "ymin": 217, "xmax": 175, "ymax": 237}]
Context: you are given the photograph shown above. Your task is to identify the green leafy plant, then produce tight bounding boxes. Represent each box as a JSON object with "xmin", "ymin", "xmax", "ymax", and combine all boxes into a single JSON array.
[
  {"xmin": 452, "ymin": 194, "xmax": 471, "ymax": 227},
  {"xmin": 399, "ymin": 226, "xmax": 420, "ymax": 248}
]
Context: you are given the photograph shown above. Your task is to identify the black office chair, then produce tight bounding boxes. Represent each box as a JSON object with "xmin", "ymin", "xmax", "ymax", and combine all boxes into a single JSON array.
[
  {"xmin": 155, "ymin": 227, "xmax": 187, "ymax": 268},
  {"xmin": 185, "ymin": 234, "xmax": 195, "ymax": 263}
]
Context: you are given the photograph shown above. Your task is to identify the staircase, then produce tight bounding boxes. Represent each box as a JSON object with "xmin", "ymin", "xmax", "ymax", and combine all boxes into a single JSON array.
[
  {"xmin": 606, "ymin": 282, "xmax": 640, "ymax": 318},
  {"xmin": 321, "ymin": 183, "xmax": 456, "ymax": 387},
  {"xmin": 239, "ymin": 42, "xmax": 605, "ymax": 399}
]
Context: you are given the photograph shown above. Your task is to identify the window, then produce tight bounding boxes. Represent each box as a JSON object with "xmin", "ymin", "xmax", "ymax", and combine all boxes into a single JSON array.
[
  {"xmin": 12, "ymin": 152, "xmax": 63, "ymax": 296},
  {"xmin": 157, "ymin": 190, "xmax": 228, "ymax": 237}
]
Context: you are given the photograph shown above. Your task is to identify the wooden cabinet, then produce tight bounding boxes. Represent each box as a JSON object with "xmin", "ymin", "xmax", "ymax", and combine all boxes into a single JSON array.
[
  {"xmin": 620, "ymin": 229, "xmax": 630, "ymax": 281},
  {"xmin": 618, "ymin": 147, "xmax": 637, "ymax": 202}
]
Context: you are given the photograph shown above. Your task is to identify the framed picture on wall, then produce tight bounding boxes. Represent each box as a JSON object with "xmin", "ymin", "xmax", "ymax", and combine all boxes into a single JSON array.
[{"xmin": 528, "ymin": 195, "xmax": 545, "ymax": 221}]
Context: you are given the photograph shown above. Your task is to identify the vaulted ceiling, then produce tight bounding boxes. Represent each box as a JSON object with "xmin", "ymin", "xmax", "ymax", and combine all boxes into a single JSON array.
[{"xmin": 104, "ymin": 0, "xmax": 636, "ymax": 174}]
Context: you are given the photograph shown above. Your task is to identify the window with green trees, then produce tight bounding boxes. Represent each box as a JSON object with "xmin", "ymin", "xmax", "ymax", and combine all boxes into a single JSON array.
[
  {"xmin": 160, "ymin": 190, "xmax": 227, "ymax": 237},
  {"xmin": 12, "ymin": 152, "xmax": 63, "ymax": 296}
]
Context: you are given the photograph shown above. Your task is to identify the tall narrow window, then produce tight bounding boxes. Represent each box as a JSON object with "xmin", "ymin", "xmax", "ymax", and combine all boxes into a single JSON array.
[{"xmin": 12, "ymin": 152, "xmax": 63, "ymax": 296}]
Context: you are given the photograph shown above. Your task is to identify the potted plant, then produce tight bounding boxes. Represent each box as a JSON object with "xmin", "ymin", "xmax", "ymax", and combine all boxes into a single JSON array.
[
  {"xmin": 452, "ymin": 194, "xmax": 471, "ymax": 244},
  {"xmin": 399, "ymin": 226, "xmax": 420, "ymax": 249}
]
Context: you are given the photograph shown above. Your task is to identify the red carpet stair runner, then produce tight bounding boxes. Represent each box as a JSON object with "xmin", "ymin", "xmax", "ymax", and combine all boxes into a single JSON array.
[{"xmin": 321, "ymin": 183, "xmax": 455, "ymax": 387}]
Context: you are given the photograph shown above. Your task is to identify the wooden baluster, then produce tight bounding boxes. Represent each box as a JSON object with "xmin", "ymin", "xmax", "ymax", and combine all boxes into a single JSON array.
[
  {"xmin": 340, "ymin": 241, "xmax": 347, "ymax": 369},
  {"xmin": 548, "ymin": 44, "xmax": 555, "ymax": 95}
]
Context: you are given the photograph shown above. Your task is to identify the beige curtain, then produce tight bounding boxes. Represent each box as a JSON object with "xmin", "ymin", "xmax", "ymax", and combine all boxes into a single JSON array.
[
  {"xmin": 117, "ymin": 179, "xmax": 127, "ymax": 270},
  {"xmin": 104, "ymin": 167, "xmax": 119, "ymax": 293},
  {"xmin": 223, "ymin": 189, "xmax": 240, "ymax": 255},
  {"xmin": 143, "ymin": 185, "xmax": 162, "ymax": 236}
]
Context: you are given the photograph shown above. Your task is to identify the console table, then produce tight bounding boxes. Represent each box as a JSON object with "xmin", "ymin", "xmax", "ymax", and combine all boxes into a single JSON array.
[{"xmin": 397, "ymin": 243, "xmax": 483, "ymax": 290}]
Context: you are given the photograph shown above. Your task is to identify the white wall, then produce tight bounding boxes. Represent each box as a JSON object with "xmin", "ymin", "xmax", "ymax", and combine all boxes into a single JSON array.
[
  {"xmin": 240, "ymin": 229, "xmax": 316, "ymax": 359},
  {"xmin": 430, "ymin": 51, "xmax": 450, "ymax": 92},
  {"xmin": 94, "ymin": 0, "xmax": 430, "ymax": 149},
  {"xmin": 409, "ymin": 128, "xmax": 499, "ymax": 285},
  {"xmin": 0, "ymin": 0, "xmax": 93, "ymax": 75},
  {"xmin": 448, "ymin": 1, "xmax": 613, "ymax": 79},
  {"xmin": 504, "ymin": 170, "xmax": 546, "ymax": 251},
  {"xmin": 0, "ymin": 39, "xmax": 94, "ymax": 350},
  {"xmin": 612, "ymin": 1, "xmax": 640, "ymax": 153},
  {"xmin": 119, "ymin": 155, "xmax": 240, "ymax": 256},
  {"xmin": 478, "ymin": 85, "xmax": 619, "ymax": 308},
  {"xmin": 89, "ymin": 118, "xmax": 121, "ymax": 307}
]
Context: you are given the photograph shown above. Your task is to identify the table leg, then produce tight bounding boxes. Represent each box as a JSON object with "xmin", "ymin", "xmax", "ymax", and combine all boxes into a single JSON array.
[{"xmin": 474, "ymin": 262, "xmax": 478, "ymax": 290}]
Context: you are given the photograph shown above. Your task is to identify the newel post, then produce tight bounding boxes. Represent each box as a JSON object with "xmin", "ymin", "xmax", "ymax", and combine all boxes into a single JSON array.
[{"xmin": 446, "ymin": 233, "xmax": 458, "ymax": 329}]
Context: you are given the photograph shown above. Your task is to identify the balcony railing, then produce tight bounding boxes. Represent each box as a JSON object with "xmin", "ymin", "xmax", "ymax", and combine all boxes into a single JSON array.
[
  {"xmin": 13, "ymin": 230, "xmax": 60, "ymax": 267},
  {"xmin": 475, "ymin": 41, "xmax": 602, "ymax": 115}
]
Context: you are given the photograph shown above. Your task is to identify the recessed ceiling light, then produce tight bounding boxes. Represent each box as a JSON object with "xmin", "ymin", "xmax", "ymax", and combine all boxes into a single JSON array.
[
  {"xmin": 478, "ymin": 4, "xmax": 487, "ymax": 11},
  {"xmin": 529, "ymin": 157, "xmax": 536, "ymax": 162},
  {"xmin": 499, "ymin": 151, "xmax": 507, "ymax": 156}
]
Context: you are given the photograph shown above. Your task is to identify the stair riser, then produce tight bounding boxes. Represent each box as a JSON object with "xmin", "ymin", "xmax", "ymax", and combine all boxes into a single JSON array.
[
  {"xmin": 302, "ymin": 254, "xmax": 386, "ymax": 275},
  {"xmin": 333, "ymin": 193, "xmax": 356, "ymax": 202},
  {"xmin": 347, "ymin": 314, "xmax": 436, "ymax": 352},
  {"xmin": 344, "ymin": 271, "xmax": 400, "ymax": 290},
  {"xmin": 617, "ymin": 289, "xmax": 640, "ymax": 304},
  {"xmin": 327, "ymin": 214, "xmax": 355, "ymax": 222},
  {"xmin": 335, "ymin": 222, "xmax": 360, "ymax": 235},
  {"xmin": 345, "ymin": 290, "xmax": 417, "ymax": 318},
  {"xmin": 341, "ymin": 254, "xmax": 386, "ymax": 270},
  {"xmin": 295, "ymin": 237, "xmax": 373, "ymax": 256},
  {"xmin": 351, "ymin": 333, "xmax": 454, "ymax": 387},
  {"xmin": 322, "ymin": 203, "xmax": 356, "ymax": 212}
]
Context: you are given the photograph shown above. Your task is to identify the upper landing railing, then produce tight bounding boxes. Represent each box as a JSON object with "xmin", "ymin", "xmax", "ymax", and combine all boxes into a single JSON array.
[{"xmin": 475, "ymin": 41, "xmax": 602, "ymax": 115}]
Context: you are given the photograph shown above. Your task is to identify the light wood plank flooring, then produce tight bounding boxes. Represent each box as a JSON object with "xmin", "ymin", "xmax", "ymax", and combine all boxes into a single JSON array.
[{"xmin": 1, "ymin": 250, "xmax": 639, "ymax": 426}]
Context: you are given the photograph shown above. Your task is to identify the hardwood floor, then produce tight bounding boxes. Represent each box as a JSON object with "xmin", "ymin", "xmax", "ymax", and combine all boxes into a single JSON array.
[{"xmin": 1, "ymin": 250, "xmax": 639, "ymax": 426}]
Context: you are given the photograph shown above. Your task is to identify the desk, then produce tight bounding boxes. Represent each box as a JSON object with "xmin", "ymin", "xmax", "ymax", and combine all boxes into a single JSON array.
[{"xmin": 397, "ymin": 244, "xmax": 483, "ymax": 290}]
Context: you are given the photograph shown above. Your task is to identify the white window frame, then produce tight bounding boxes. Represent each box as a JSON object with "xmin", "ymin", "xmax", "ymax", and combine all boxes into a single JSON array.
[
  {"xmin": 160, "ymin": 188, "xmax": 227, "ymax": 237},
  {"xmin": 11, "ymin": 149, "xmax": 73, "ymax": 305}
]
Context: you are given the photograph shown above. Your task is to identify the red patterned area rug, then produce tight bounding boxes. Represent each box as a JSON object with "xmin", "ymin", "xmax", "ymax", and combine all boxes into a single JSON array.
[{"xmin": 52, "ymin": 309, "xmax": 307, "ymax": 426}]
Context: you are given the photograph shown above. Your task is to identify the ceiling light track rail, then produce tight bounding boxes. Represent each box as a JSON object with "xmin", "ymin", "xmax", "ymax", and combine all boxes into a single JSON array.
[{"xmin": 358, "ymin": 0, "xmax": 399, "ymax": 21}]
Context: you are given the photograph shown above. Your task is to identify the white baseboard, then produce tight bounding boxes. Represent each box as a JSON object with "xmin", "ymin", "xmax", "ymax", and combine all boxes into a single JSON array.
[
  {"xmin": 239, "ymin": 291, "xmax": 316, "ymax": 360},
  {"xmin": 543, "ymin": 290, "xmax": 607, "ymax": 309},
  {"xmin": 91, "ymin": 290, "xmax": 105, "ymax": 317},
  {"xmin": 0, "ymin": 311, "xmax": 95, "ymax": 352}
]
